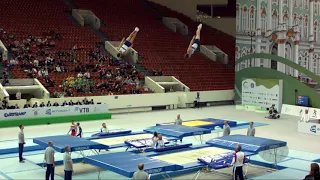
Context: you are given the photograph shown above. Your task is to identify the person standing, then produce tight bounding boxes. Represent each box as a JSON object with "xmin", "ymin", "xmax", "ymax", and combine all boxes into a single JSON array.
[
  {"xmin": 223, "ymin": 121, "xmax": 231, "ymax": 136},
  {"xmin": 304, "ymin": 163, "xmax": 320, "ymax": 180},
  {"xmin": 175, "ymin": 114, "xmax": 182, "ymax": 125},
  {"xmin": 63, "ymin": 146, "xmax": 73, "ymax": 180},
  {"xmin": 18, "ymin": 124, "xmax": 25, "ymax": 163},
  {"xmin": 228, "ymin": 145, "xmax": 246, "ymax": 180},
  {"xmin": 76, "ymin": 123, "xmax": 83, "ymax": 138},
  {"xmin": 133, "ymin": 163, "xmax": 150, "ymax": 180},
  {"xmin": 45, "ymin": 141, "xmax": 55, "ymax": 180},
  {"xmin": 247, "ymin": 122, "xmax": 255, "ymax": 137},
  {"xmin": 175, "ymin": 114, "xmax": 183, "ymax": 142}
]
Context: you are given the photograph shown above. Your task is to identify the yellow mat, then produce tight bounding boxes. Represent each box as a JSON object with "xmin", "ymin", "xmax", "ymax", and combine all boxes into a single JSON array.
[
  {"xmin": 153, "ymin": 147, "xmax": 230, "ymax": 165},
  {"xmin": 92, "ymin": 134, "xmax": 154, "ymax": 146},
  {"xmin": 182, "ymin": 120, "xmax": 214, "ymax": 127}
]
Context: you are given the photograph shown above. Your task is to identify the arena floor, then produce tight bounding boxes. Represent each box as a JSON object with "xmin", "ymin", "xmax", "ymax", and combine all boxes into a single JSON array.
[{"xmin": 0, "ymin": 106, "xmax": 319, "ymax": 180}]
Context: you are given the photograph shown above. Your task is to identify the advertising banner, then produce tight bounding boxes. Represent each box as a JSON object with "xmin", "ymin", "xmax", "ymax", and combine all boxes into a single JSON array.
[
  {"xmin": 241, "ymin": 78, "xmax": 283, "ymax": 110},
  {"xmin": 0, "ymin": 104, "xmax": 108, "ymax": 120}
]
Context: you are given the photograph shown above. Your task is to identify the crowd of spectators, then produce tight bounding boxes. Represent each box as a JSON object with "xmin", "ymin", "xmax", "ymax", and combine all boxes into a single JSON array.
[
  {"xmin": 7, "ymin": 97, "xmax": 95, "ymax": 109},
  {"xmin": 58, "ymin": 52, "xmax": 144, "ymax": 97},
  {"xmin": 0, "ymin": 28, "xmax": 150, "ymax": 97}
]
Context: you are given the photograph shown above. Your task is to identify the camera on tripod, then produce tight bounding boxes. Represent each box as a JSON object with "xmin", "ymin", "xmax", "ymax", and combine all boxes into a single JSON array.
[{"xmin": 266, "ymin": 104, "xmax": 280, "ymax": 119}]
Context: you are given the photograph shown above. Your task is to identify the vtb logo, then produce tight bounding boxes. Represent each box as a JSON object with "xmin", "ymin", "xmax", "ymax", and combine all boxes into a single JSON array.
[{"xmin": 79, "ymin": 108, "xmax": 89, "ymax": 113}]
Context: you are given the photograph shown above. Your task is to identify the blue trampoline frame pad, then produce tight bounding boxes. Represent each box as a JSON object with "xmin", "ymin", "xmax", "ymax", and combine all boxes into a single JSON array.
[
  {"xmin": 84, "ymin": 152, "xmax": 184, "ymax": 177},
  {"xmin": 33, "ymin": 135, "xmax": 109, "ymax": 153},
  {"xmin": 156, "ymin": 118, "xmax": 237, "ymax": 130},
  {"xmin": 206, "ymin": 135, "xmax": 287, "ymax": 153},
  {"xmin": 144, "ymin": 125, "xmax": 211, "ymax": 139}
]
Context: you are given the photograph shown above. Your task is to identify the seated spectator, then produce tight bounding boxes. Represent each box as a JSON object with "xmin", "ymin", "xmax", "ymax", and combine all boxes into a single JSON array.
[
  {"xmin": 23, "ymin": 104, "xmax": 30, "ymax": 108},
  {"xmin": 33, "ymin": 59, "xmax": 39, "ymax": 67},
  {"xmin": 101, "ymin": 90, "xmax": 106, "ymax": 95},
  {"xmin": 77, "ymin": 72, "xmax": 83, "ymax": 78},
  {"xmin": 304, "ymin": 163, "xmax": 320, "ymax": 180},
  {"xmin": 47, "ymin": 101, "xmax": 52, "ymax": 107},
  {"xmin": 169, "ymin": 87, "xmax": 174, "ymax": 92},
  {"xmin": 16, "ymin": 90, "xmax": 21, "ymax": 100},
  {"xmin": 108, "ymin": 91, "xmax": 114, "ymax": 96},
  {"xmin": 89, "ymin": 99, "xmax": 94, "ymax": 104},
  {"xmin": 49, "ymin": 41, "xmax": 55, "ymax": 46},
  {"xmin": 83, "ymin": 97, "xmax": 89, "ymax": 105},
  {"xmin": 40, "ymin": 102, "xmax": 46, "ymax": 107},
  {"xmin": 62, "ymin": 100, "xmax": 68, "ymax": 106},
  {"xmin": 53, "ymin": 102, "xmax": 59, "ymax": 106},
  {"xmin": 2, "ymin": 97, "xmax": 8, "ymax": 109},
  {"xmin": 32, "ymin": 102, "xmax": 38, "ymax": 108},
  {"xmin": 84, "ymin": 71, "xmax": 90, "ymax": 79},
  {"xmin": 75, "ymin": 100, "xmax": 82, "ymax": 105},
  {"xmin": 68, "ymin": 100, "xmax": 74, "ymax": 106},
  {"xmin": 14, "ymin": 104, "xmax": 19, "ymax": 109}
]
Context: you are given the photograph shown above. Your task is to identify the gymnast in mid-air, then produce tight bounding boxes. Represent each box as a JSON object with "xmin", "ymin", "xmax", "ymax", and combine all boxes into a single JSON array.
[
  {"xmin": 117, "ymin": 27, "xmax": 139, "ymax": 58},
  {"xmin": 184, "ymin": 23, "xmax": 202, "ymax": 59}
]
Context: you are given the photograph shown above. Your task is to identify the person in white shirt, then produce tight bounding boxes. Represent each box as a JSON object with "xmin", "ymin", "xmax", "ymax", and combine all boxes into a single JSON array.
[
  {"xmin": 117, "ymin": 27, "xmax": 139, "ymax": 58},
  {"xmin": 101, "ymin": 123, "xmax": 109, "ymax": 133},
  {"xmin": 63, "ymin": 146, "xmax": 73, "ymax": 180},
  {"xmin": 56, "ymin": 65, "xmax": 61, "ymax": 72},
  {"xmin": 77, "ymin": 72, "xmax": 83, "ymax": 78},
  {"xmin": 157, "ymin": 134, "xmax": 165, "ymax": 148},
  {"xmin": 44, "ymin": 141, "xmax": 55, "ymax": 180},
  {"xmin": 18, "ymin": 124, "xmax": 25, "ymax": 163},
  {"xmin": 84, "ymin": 72, "xmax": 90, "ymax": 79},
  {"xmin": 16, "ymin": 90, "xmax": 21, "ymax": 100},
  {"xmin": 34, "ymin": 59, "xmax": 39, "ymax": 67},
  {"xmin": 229, "ymin": 144, "xmax": 246, "ymax": 180},
  {"xmin": 175, "ymin": 114, "xmax": 183, "ymax": 142},
  {"xmin": 223, "ymin": 121, "xmax": 231, "ymax": 136},
  {"xmin": 184, "ymin": 24, "xmax": 202, "ymax": 59},
  {"xmin": 133, "ymin": 163, "xmax": 150, "ymax": 180}
]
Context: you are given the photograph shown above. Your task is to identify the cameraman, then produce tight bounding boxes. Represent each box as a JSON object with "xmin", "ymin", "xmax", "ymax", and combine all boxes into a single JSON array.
[{"xmin": 266, "ymin": 104, "xmax": 280, "ymax": 119}]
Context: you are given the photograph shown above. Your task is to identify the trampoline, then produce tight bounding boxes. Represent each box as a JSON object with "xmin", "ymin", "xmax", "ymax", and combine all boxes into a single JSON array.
[
  {"xmin": 144, "ymin": 125, "xmax": 211, "ymax": 143},
  {"xmin": 33, "ymin": 135, "xmax": 108, "ymax": 157},
  {"xmin": 156, "ymin": 118, "xmax": 237, "ymax": 130},
  {"xmin": 84, "ymin": 152, "xmax": 183, "ymax": 179},
  {"xmin": 206, "ymin": 135, "xmax": 287, "ymax": 153}
]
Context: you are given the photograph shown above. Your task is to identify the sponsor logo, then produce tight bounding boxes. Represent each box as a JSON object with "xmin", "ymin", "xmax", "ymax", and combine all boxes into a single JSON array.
[
  {"xmin": 33, "ymin": 110, "xmax": 39, "ymax": 116},
  {"xmin": 243, "ymin": 81, "xmax": 249, "ymax": 89},
  {"xmin": 145, "ymin": 168, "xmax": 163, "ymax": 174},
  {"xmin": 46, "ymin": 109, "xmax": 52, "ymax": 115},
  {"xmin": 310, "ymin": 125, "xmax": 320, "ymax": 133},
  {"xmin": 73, "ymin": 146, "xmax": 90, "ymax": 151},
  {"xmin": 46, "ymin": 109, "xmax": 70, "ymax": 115},
  {"xmin": 4, "ymin": 112, "xmax": 27, "ymax": 117},
  {"xmin": 79, "ymin": 108, "xmax": 89, "ymax": 113}
]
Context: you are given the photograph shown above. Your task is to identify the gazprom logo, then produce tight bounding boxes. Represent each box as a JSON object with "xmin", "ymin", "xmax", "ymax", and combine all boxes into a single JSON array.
[
  {"xmin": 310, "ymin": 125, "xmax": 317, "ymax": 133},
  {"xmin": 4, "ymin": 112, "xmax": 27, "ymax": 117}
]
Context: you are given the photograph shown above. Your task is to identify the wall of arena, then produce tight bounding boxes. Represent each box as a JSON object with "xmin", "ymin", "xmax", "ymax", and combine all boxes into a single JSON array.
[{"xmin": 149, "ymin": 0, "xmax": 235, "ymax": 36}]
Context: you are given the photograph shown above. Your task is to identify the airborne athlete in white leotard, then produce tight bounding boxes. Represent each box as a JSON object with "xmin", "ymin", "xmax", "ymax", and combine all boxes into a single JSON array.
[
  {"xmin": 117, "ymin": 27, "xmax": 139, "ymax": 58},
  {"xmin": 184, "ymin": 24, "xmax": 202, "ymax": 59}
]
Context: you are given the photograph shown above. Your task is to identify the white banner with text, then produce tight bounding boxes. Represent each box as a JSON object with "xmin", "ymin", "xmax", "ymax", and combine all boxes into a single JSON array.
[{"xmin": 0, "ymin": 104, "xmax": 109, "ymax": 120}]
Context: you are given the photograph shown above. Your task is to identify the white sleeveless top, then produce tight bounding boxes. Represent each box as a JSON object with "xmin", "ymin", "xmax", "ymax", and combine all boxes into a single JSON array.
[{"xmin": 120, "ymin": 44, "xmax": 129, "ymax": 53}]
